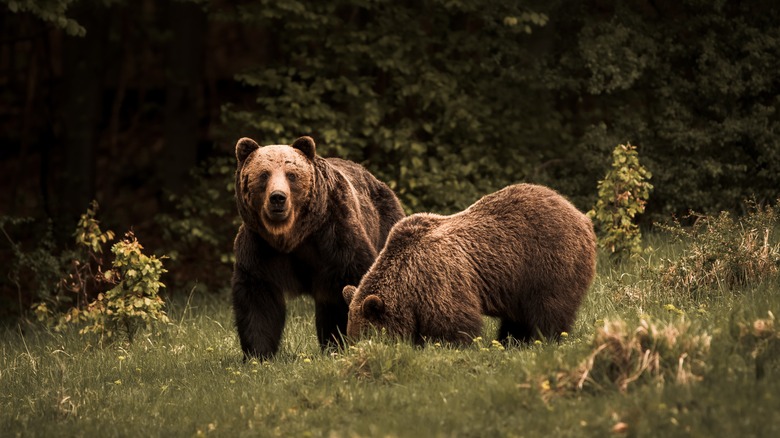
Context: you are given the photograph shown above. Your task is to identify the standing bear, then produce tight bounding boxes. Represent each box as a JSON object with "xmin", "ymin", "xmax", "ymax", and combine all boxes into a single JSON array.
[
  {"xmin": 343, "ymin": 183, "xmax": 596, "ymax": 345},
  {"xmin": 232, "ymin": 136, "xmax": 405, "ymax": 359}
]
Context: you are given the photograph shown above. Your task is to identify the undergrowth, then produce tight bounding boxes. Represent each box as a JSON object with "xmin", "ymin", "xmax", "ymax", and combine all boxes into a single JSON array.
[
  {"xmin": 3, "ymin": 201, "xmax": 171, "ymax": 343},
  {"xmin": 2, "ymin": 201, "xmax": 780, "ymax": 436},
  {"xmin": 658, "ymin": 201, "xmax": 780, "ymax": 298}
]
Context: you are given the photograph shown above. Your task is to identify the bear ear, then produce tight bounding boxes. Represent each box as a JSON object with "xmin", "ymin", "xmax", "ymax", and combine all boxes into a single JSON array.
[
  {"xmin": 343, "ymin": 285, "xmax": 357, "ymax": 305},
  {"xmin": 291, "ymin": 136, "xmax": 316, "ymax": 160},
  {"xmin": 236, "ymin": 137, "xmax": 260, "ymax": 162},
  {"xmin": 362, "ymin": 294, "xmax": 385, "ymax": 320}
]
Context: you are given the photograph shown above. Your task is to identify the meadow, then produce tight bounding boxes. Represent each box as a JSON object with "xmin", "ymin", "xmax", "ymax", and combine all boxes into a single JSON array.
[{"xmin": 2, "ymin": 227, "xmax": 780, "ymax": 437}]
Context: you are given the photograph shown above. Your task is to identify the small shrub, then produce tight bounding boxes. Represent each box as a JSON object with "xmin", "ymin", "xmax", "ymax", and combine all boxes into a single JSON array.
[
  {"xmin": 658, "ymin": 201, "xmax": 780, "ymax": 297},
  {"xmin": 588, "ymin": 143, "xmax": 653, "ymax": 259},
  {"xmin": 63, "ymin": 201, "xmax": 116, "ymax": 307},
  {"xmin": 77, "ymin": 232, "xmax": 169, "ymax": 342}
]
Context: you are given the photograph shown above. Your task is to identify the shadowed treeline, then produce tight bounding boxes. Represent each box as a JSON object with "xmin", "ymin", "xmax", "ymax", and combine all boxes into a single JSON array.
[{"xmin": 2, "ymin": 0, "xmax": 780, "ymax": 311}]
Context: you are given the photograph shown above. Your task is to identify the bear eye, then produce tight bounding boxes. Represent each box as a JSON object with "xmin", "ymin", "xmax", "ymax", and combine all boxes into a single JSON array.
[
  {"xmin": 286, "ymin": 172, "xmax": 297, "ymax": 183},
  {"xmin": 257, "ymin": 172, "xmax": 270, "ymax": 185}
]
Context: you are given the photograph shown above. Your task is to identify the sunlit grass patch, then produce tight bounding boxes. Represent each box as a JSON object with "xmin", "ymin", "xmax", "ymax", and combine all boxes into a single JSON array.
[
  {"xmin": 339, "ymin": 339, "xmax": 417, "ymax": 383},
  {"xmin": 4, "ymin": 226, "xmax": 780, "ymax": 437}
]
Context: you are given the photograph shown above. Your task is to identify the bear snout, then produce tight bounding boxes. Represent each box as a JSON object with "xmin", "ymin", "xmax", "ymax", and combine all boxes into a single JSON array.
[
  {"xmin": 269, "ymin": 190, "xmax": 287, "ymax": 208},
  {"xmin": 264, "ymin": 190, "xmax": 290, "ymax": 222}
]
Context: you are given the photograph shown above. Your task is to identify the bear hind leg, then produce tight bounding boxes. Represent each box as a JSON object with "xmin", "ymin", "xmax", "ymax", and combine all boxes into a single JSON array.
[
  {"xmin": 314, "ymin": 299, "xmax": 349, "ymax": 351},
  {"xmin": 498, "ymin": 318, "xmax": 535, "ymax": 346}
]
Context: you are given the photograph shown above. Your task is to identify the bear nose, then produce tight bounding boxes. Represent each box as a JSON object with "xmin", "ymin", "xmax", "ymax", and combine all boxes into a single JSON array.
[{"xmin": 269, "ymin": 191, "xmax": 287, "ymax": 206}]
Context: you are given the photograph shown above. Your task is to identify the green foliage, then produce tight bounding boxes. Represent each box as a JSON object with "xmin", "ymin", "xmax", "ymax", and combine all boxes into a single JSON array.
[
  {"xmin": 74, "ymin": 200, "xmax": 115, "ymax": 255},
  {"xmin": 658, "ymin": 200, "xmax": 780, "ymax": 298},
  {"xmin": 9, "ymin": 202, "xmax": 172, "ymax": 342},
  {"xmin": 220, "ymin": 0, "xmax": 547, "ymax": 213},
  {"xmin": 77, "ymin": 232, "xmax": 169, "ymax": 342},
  {"xmin": 217, "ymin": 1, "xmax": 780, "ymax": 216},
  {"xmin": 1, "ymin": 217, "xmax": 63, "ymax": 311},
  {"xmin": 2, "ymin": 0, "xmax": 86, "ymax": 36},
  {"xmin": 531, "ymin": 0, "xmax": 780, "ymax": 216},
  {"xmin": 42, "ymin": 201, "xmax": 114, "ymax": 312},
  {"xmin": 156, "ymin": 157, "xmax": 239, "ymax": 290},
  {"xmin": 2, "ymin": 201, "xmax": 115, "ymax": 316},
  {"xmin": 588, "ymin": 143, "xmax": 653, "ymax": 258},
  {"xmin": 57, "ymin": 201, "xmax": 116, "ymax": 312}
]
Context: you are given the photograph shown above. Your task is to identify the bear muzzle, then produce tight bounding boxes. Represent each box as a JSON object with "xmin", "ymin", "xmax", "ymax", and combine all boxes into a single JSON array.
[
  {"xmin": 264, "ymin": 190, "xmax": 290, "ymax": 222},
  {"xmin": 269, "ymin": 190, "xmax": 287, "ymax": 207}
]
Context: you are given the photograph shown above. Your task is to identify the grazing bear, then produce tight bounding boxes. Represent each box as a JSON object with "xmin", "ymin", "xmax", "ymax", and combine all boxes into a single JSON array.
[
  {"xmin": 232, "ymin": 136, "xmax": 405, "ymax": 359},
  {"xmin": 342, "ymin": 183, "xmax": 596, "ymax": 345}
]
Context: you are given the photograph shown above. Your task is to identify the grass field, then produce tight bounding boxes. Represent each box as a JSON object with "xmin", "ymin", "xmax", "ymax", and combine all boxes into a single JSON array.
[{"xmin": 2, "ymin": 233, "xmax": 780, "ymax": 437}]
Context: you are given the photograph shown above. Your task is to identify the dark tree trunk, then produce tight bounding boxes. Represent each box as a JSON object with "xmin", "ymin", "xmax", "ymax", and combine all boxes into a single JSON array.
[
  {"xmin": 53, "ymin": 6, "xmax": 107, "ymax": 241},
  {"xmin": 160, "ymin": 0, "xmax": 207, "ymax": 202}
]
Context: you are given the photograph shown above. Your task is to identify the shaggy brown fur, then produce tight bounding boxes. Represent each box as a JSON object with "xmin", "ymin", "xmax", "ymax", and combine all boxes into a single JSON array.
[
  {"xmin": 232, "ymin": 136, "xmax": 405, "ymax": 359},
  {"xmin": 343, "ymin": 183, "xmax": 596, "ymax": 345}
]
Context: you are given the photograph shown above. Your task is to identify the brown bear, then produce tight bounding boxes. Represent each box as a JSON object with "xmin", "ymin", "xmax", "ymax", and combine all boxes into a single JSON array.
[
  {"xmin": 342, "ymin": 183, "xmax": 596, "ymax": 345},
  {"xmin": 232, "ymin": 136, "xmax": 405, "ymax": 359}
]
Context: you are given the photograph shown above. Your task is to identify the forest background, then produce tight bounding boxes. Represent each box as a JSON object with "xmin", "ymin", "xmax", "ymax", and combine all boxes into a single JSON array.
[{"xmin": 1, "ymin": 0, "xmax": 779, "ymax": 315}]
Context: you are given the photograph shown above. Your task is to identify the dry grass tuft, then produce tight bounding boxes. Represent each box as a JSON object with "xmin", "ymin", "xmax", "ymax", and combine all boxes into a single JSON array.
[
  {"xmin": 540, "ymin": 318, "xmax": 711, "ymax": 399},
  {"xmin": 734, "ymin": 311, "xmax": 780, "ymax": 379}
]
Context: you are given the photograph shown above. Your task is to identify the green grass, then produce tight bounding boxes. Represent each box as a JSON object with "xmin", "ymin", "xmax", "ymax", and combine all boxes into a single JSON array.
[{"xmin": 3, "ymin": 235, "xmax": 780, "ymax": 437}]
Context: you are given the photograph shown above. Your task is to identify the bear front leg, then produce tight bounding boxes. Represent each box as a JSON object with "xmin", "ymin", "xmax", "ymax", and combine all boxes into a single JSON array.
[
  {"xmin": 314, "ymin": 298, "xmax": 349, "ymax": 351},
  {"xmin": 232, "ymin": 270, "xmax": 286, "ymax": 359}
]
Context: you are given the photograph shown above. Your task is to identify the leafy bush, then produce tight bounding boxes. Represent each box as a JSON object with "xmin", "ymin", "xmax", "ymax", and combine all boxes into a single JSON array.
[
  {"xmin": 77, "ymin": 232, "xmax": 169, "ymax": 342},
  {"xmin": 16, "ymin": 202, "xmax": 172, "ymax": 342},
  {"xmin": 658, "ymin": 201, "xmax": 780, "ymax": 297},
  {"xmin": 588, "ymin": 143, "xmax": 653, "ymax": 259},
  {"xmin": 1, "ymin": 217, "xmax": 63, "ymax": 313},
  {"xmin": 4, "ymin": 201, "xmax": 114, "ymax": 315}
]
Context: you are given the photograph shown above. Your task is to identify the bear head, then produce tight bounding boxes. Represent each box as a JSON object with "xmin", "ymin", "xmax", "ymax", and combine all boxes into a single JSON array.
[
  {"xmin": 341, "ymin": 215, "xmax": 442, "ymax": 342},
  {"xmin": 235, "ymin": 136, "xmax": 317, "ymax": 251},
  {"xmin": 343, "ymin": 284, "xmax": 385, "ymax": 339},
  {"xmin": 343, "ymin": 283, "xmax": 418, "ymax": 343}
]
